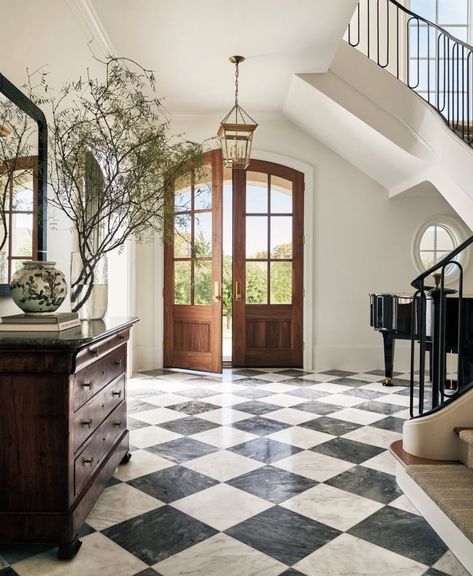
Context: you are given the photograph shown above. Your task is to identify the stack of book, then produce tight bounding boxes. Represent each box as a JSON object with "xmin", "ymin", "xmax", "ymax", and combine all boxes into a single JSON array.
[{"xmin": 0, "ymin": 312, "xmax": 81, "ymax": 332}]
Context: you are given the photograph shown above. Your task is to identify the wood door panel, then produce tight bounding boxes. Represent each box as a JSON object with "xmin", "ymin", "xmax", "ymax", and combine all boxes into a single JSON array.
[
  {"xmin": 163, "ymin": 149, "xmax": 222, "ymax": 373},
  {"xmin": 233, "ymin": 161, "xmax": 304, "ymax": 367}
]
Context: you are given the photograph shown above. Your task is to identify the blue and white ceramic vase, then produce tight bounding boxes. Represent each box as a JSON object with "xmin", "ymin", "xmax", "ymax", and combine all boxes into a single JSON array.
[{"xmin": 10, "ymin": 261, "xmax": 67, "ymax": 315}]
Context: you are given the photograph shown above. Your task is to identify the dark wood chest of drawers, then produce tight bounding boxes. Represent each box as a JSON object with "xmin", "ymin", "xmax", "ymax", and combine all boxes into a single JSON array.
[{"xmin": 0, "ymin": 317, "xmax": 138, "ymax": 558}]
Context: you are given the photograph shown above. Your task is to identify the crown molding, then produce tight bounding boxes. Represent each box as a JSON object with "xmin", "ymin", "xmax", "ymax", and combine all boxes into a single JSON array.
[{"xmin": 66, "ymin": 0, "xmax": 116, "ymax": 58}]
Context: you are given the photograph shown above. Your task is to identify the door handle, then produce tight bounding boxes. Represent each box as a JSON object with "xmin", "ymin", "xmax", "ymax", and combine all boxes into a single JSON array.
[
  {"xmin": 213, "ymin": 281, "xmax": 221, "ymax": 302},
  {"xmin": 235, "ymin": 281, "xmax": 242, "ymax": 301}
]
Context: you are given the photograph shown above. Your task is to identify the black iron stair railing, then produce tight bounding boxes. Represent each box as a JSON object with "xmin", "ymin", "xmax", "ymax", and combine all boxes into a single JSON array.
[
  {"xmin": 347, "ymin": 0, "xmax": 473, "ymax": 147},
  {"xmin": 409, "ymin": 234, "xmax": 473, "ymax": 418}
]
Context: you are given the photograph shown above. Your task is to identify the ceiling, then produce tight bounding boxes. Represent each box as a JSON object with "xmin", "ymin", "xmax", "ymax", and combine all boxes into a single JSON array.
[{"xmin": 85, "ymin": 0, "xmax": 358, "ymax": 114}]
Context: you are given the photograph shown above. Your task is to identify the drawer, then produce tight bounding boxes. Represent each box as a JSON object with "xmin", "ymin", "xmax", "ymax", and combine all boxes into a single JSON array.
[
  {"xmin": 73, "ymin": 374, "xmax": 125, "ymax": 452},
  {"xmin": 73, "ymin": 345, "xmax": 126, "ymax": 411},
  {"xmin": 74, "ymin": 401, "xmax": 126, "ymax": 497},
  {"xmin": 75, "ymin": 328, "xmax": 130, "ymax": 372}
]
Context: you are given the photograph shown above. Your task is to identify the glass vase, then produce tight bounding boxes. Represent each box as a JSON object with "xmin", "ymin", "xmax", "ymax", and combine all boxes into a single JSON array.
[{"xmin": 70, "ymin": 252, "xmax": 108, "ymax": 320}]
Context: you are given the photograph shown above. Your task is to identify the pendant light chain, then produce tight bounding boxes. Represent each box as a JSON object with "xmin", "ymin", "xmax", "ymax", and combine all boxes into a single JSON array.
[{"xmin": 234, "ymin": 60, "xmax": 239, "ymax": 108}]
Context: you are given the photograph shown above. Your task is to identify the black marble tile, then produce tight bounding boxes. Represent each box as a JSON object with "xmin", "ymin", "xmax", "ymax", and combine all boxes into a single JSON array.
[
  {"xmin": 284, "ymin": 378, "xmax": 322, "ymax": 386},
  {"xmin": 231, "ymin": 388, "xmax": 273, "ymax": 400},
  {"xmin": 103, "ymin": 506, "xmax": 217, "ymax": 565},
  {"xmin": 128, "ymin": 401, "xmax": 159, "ymax": 414},
  {"xmin": 320, "ymin": 369, "xmax": 357, "ymax": 377},
  {"xmin": 345, "ymin": 388, "xmax": 385, "ymax": 400},
  {"xmin": 0, "ymin": 568, "xmax": 20, "ymax": 576},
  {"xmin": 78, "ymin": 522, "xmax": 96, "ymax": 537},
  {"xmin": 232, "ymin": 400, "xmax": 282, "ymax": 415},
  {"xmin": 0, "ymin": 544, "xmax": 53, "ymax": 565},
  {"xmin": 292, "ymin": 401, "xmax": 344, "ymax": 415},
  {"xmin": 232, "ymin": 369, "xmax": 265, "ymax": 377},
  {"xmin": 231, "ymin": 416, "xmax": 290, "ymax": 436},
  {"xmin": 279, "ymin": 570, "xmax": 307, "ymax": 576},
  {"xmin": 106, "ymin": 475, "xmax": 123, "ymax": 487},
  {"xmin": 157, "ymin": 416, "xmax": 220, "ymax": 436},
  {"xmin": 423, "ymin": 569, "xmax": 449, "ymax": 576},
  {"xmin": 301, "ymin": 416, "xmax": 361, "ymax": 436},
  {"xmin": 145, "ymin": 437, "xmax": 218, "ymax": 464},
  {"xmin": 128, "ymin": 465, "xmax": 218, "ymax": 503},
  {"xmin": 229, "ymin": 438, "xmax": 302, "ymax": 464},
  {"xmin": 139, "ymin": 369, "xmax": 174, "ymax": 377},
  {"xmin": 326, "ymin": 466, "xmax": 402, "ymax": 504},
  {"xmin": 355, "ymin": 400, "xmax": 405, "ymax": 415},
  {"xmin": 311, "ymin": 437, "xmax": 385, "ymax": 464},
  {"xmin": 127, "ymin": 417, "xmax": 152, "ymax": 430},
  {"xmin": 278, "ymin": 369, "xmax": 314, "ymax": 376},
  {"xmin": 371, "ymin": 416, "xmax": 405, "ymax": 433},
  {"xmin": 365, "ymin": 369, "xmax": 402, "ymax": 376},
  {"xmin": 132, "ymin": 569, "xmax": 162, "ymax": 576},
  {"xmin": 176, "ymin": 388, "xmax": 219, "ymax": 400},
  {"xmin": 225, "ymin": 506, "xmax": 340, "ymax": 565},
  {"xmin": 232, "ymin": 377, "xmax": 269, "ymax": 386},
  {"xmin": 394, "ymin": 387, "xmax": 413, "ymax": 396},
  {"xmin": 349, "ymin": 506, "xmax": 448, "ymax": 566},
  {"xmin": 286, "ymin": 388, "xmax": 328, "ymax": 400},
  {"xmin": 329, "ymin": 378, "xmax": 367, "ymax": 386},
  {"xmin": 166, "ymin": 401, "xmax": 218, "ymax": 415},
  {"xmin": 227, "ymin": 465, "xmax": 317, "ymax": 504}
]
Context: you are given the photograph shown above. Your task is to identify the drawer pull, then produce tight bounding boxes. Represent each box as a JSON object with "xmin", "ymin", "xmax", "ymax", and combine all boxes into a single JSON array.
[
  {"xmin": 117, "ymin": 333, "xmax": 125, "ymax": 340},
  {"xmin": 81, "ymin": 419, "xmax": 93, "ymax": 428},
  {"xmin": 113, "ymin": 360, "xmax": 122, "ymax": 367},
  {"xmin": 114, "ymin": 421, "xmax": 122, "ymax": 428},
  {"xmin": 81, "ymin": 382, "xmax": 93, "ymax": 390},
  {"xmin": 88, "ymin": 346, "xmax": 100, "ymax": 357},
  {"xmin": 112, "ymin": 390, "xmax": 122, "ymax": 398},
  {"xmin": 82, "ymin": 457, "xmax": 94, "ymax": 467}
]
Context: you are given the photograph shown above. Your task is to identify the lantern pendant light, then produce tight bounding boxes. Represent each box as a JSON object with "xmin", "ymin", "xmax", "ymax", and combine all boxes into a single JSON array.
[{"xmin": 218, "ymin": 56, "xmax": 258, "ymax": 170}]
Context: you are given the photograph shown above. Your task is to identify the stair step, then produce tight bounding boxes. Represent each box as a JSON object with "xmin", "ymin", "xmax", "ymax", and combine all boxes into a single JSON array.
[
  {"xmin": 454, "ymin": 427, "xmax": 473, "ymax": 447},
  {"xmin": 390, "ymin": 440, "xmax": 461, "ymax": 467}
]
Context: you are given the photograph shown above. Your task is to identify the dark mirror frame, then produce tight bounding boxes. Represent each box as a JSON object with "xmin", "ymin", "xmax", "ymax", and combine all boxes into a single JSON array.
[{"xmin": 0, "ymin": 72, "xmax": 47, "ymax": 297}]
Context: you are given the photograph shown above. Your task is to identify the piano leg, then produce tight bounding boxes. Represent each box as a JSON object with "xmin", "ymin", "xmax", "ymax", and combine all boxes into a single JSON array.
[{"xmin": 382, "ymin": 331, "xmax": 395, "ymax": 386}]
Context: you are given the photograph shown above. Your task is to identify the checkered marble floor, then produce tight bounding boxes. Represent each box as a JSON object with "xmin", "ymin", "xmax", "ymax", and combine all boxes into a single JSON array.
[{"xmin": 0, "ymin": 368, "xmax": 470, "ymax": 576}]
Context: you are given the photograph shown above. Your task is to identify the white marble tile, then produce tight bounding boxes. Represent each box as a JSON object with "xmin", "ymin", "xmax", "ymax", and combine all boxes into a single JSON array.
[
  {"xmin": 342, "ymin": 426, "xmax": 402, "ymax": 449},
  {"xmin": 257, "ymin": 381, "xmax": 299, "ymax": 392},
  {"xmin": 190, "ymin": 426, "xmax": 259, "ymax": 449},
  {"xmin": 362, "ymin": 450, "xmax": 397, "ymax": 475},
  {"xmin": 159, "ymin": 372, "xmax": 200, "ymax": 381},
  {"xmin": 113, "ymin": 449, "xmax": 174, "ymax": 481},
  {"xmin": 394, "ymin": 409, "xmax": 412, "ymax": 420},
  {"xmin": 293, "ymin": 533, "xmax": 427, "ymax": 576},
  {"xmin": 347, "ymin": 373, "xmax": 384, "ymax": 382},
  {"xmin": 267, "ymin": 426, "xmax": 334, "ymax": 449},
  {"xmin": 433, "ymin": 550, "xmax": 472, "ymax": 576},
  {"xmin": 274, "ymin": 450, "xmax": 353, "ymax": 481},
  {"xmin": 131, "ymin": 407, "xmax": 188, "ymax": 425},
  {"xmin": 309, "ymin": 382, "xmax": 353, "ymax": 393},
  {"xmin": 172, "ymin": 483, "xmax": 272, "ymax": 530},
  {"xmin": 261, "ymin": 393, "xmax": 306, "ymax": 407},
  {"xmin": 254, "ymin": 373, "xmax": 299, "ymax": 383},
  {"xmin": 129, "ymin": 426, "xmax": 182, "ymax": 448},
  {"xmin": 316, "ymin": 393, "xmax": 364, "ymax": 407},
  {"xmin": 264, "ymin": 408, "xmax": 319, "ymax": 425},
  {"xmin": 200, "ymin": 393, "xmax": 248, "ymax": 407},
  {"xmin": 154, "ymin": 533, "xmax": 285, "ymax": 576},
  {"xmin": 359, "ymin": 382, "xmax": 407, "ymax": 393},
  {"xmin": 389, "ymin": 494, "xmax": 421, "ymax": 516},
  {"xmin": 141, "ymin": 380, "xmax": 194, "ymax": 393},
  {"xmin": 11, "ymin": 532, "xmax": 148, "ymax": 576},
  {"xmin": 197, "ymin": 408, "xmax": 253, "ymax": 424},
  {"xmin": 300, "ymin": 373, "xmax": 339, "ymax": 382},
  {"xmin": 183, "ymin": 449, "xmax": 263, "ymax": 481},
  {"xmin": 86, "ymin": 483, "xmax": 163, "ymax": 530},
  {"xmin": 142, "ymin": 393, "xmax": 193, "ymax": 407},
  {"xmin": 376, "ymin": 394, "xmax": 411, "ymax": 407},
  {"xmin": 281, "ymin": 483, "xmax": 383, "ymax": 531},
  {"xmin": 329, "ymin": 407, "xmax": 384, "ymax": 425}
]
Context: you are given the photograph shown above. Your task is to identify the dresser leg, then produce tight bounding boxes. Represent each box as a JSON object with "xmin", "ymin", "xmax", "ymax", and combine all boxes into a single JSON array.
[
  {"xmin": 121, "ymin": 451, "xmax": 132, "ymax": 464},
  {"xmin": 57, "ymin": 535, "xmax": 82, "ymax": 560}
]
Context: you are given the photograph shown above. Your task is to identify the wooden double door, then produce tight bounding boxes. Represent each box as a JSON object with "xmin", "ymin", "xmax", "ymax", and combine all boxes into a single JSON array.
[{"xmin": 164, "ymin": 151, "xmax": 304, "ymax": 372}]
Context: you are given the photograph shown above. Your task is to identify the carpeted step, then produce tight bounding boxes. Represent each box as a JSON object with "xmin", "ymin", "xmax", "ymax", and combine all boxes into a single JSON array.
[
  {"xmin": 454, "ymin": 428, "xmax": 473, "ymax": 468},
  {"xmin": 407, "ymin": 464, "xmax": 473, "ymax": 542}
]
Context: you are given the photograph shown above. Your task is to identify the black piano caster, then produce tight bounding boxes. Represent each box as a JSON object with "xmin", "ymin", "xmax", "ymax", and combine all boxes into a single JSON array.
[
  {"xmin": 58, "ymin": 534, "xmax": 82, "ymax": 560},
  {"xmin": 383, "ymin": 378, "xmax": 393, "ymax": 387},
  {"xmin": 121, "ymin": 451, "xmax": 132, "ymax": 464}
]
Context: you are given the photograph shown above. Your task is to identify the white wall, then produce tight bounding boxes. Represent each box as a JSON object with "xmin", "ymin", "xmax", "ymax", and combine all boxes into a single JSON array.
[{"xmin": 133, "ymin": 113, "xmax": 472, "ymax": 373}]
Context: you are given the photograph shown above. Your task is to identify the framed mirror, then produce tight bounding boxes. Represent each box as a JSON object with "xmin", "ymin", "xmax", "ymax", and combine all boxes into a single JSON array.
[{"xmin": 0, "ymin": 73, "xmax": 47, "ymax": 296}]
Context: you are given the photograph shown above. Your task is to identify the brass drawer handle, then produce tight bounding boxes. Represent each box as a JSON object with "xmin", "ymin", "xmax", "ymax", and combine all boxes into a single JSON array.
[
  {"xmin": 113, "ymin": 360, "xmax": 122, "ymax": 367},
  {"xmin": 88, "ymin": 346, "xmax": 100, "ymax": 357},
  {"xmin": 114, "ymin": 421, "xmax": 122, "ymax": 428},
  {"xmin": 82, "ymin": 457, "xmax": 94, "ymax": 467},
  {"xmin": 117, "ymin": 333, "xmax": 125, "ymax": 340},
  {"xmin": 81, "ymin": 419, "xmax": 93, "ymax": 428},
  {"xmin": 81, "ymin": 382, "xmax": 93, "ymax": 390},
  {"xmin": 112, "ymin": 390, "xmax": 122, "ymax": 398}
]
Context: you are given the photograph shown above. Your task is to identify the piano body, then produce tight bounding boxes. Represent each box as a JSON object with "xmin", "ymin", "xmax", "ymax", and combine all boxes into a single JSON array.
[{"xmin": 370, "ymin": 293, "xmax": 473, "ymax": 387}]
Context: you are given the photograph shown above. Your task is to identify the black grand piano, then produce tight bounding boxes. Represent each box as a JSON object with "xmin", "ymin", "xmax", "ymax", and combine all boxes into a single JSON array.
[{"xmin": 370, "ymin": 291, "xmax": 473, "ymax": 389}]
